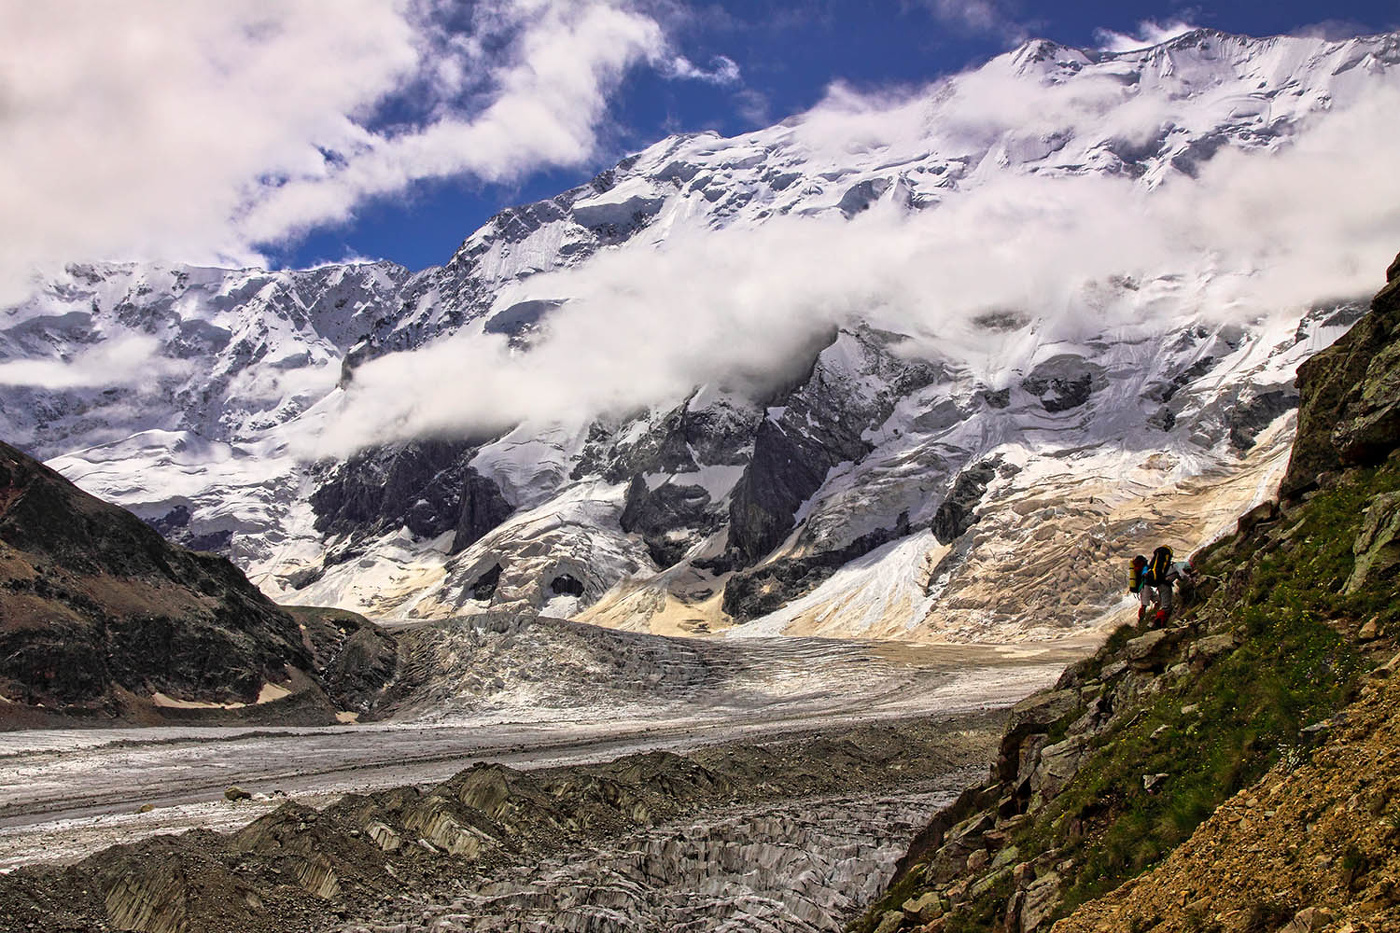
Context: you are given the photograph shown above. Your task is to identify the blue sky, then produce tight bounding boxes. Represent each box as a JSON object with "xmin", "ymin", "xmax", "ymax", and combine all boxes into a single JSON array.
[{"xmin": 277, "ymin": 0, "xmax": 1400, "ymax": 274}]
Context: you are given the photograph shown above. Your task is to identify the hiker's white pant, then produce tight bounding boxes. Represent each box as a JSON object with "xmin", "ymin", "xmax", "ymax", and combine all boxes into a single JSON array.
[{"xmin": 1140, "ymin": 581, "xmax": 1173, "ymax": 614}]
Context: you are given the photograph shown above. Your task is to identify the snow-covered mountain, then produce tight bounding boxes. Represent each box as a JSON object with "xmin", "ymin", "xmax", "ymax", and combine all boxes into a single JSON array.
[{"xmin": 3, "ymin": 29, "xmax": 1398, "ymax": 641}]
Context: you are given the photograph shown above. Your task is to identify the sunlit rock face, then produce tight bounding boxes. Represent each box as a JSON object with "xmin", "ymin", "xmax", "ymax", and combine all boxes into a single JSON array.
[{"xmin": 3, "ymin": 30, "xmax": 1398, "ymax": 640}]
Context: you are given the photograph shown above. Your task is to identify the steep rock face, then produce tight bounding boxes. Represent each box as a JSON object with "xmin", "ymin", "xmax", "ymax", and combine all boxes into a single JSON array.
[
  {"xmin": 309, "ymin": 440, "xmax": 514, "ymax": 562},
  {"xmin": 620, "ymin": 476, "xmax": 719, "ymax": 568},
  {"xmin": 859, "ymin": 257, "xmax": 1400, "ymax": 933},
  {"xmin": 0, "ymin": 440, "xmax": 308, "ymax": 712},
  {"xmin": 1282, "ymin": 253, "xmax": 1400, "ymax": 499},
  {"xmin": 930, "ymin": 460, "xmax": 1003, "ymax": 545},
  {"xmin": 728, "ymin": 329, "xmax": 944, "ymax": 564}
]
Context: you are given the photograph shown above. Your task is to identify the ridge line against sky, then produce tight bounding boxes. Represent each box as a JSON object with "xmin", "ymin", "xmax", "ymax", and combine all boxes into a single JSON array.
[{"xmin": 1, "ymin": 0, "xmax": 1398, "ymax": 300}]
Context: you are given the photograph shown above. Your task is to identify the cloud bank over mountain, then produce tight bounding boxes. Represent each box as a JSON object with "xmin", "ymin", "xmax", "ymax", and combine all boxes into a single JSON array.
[{"xmin": 317, "ymin": 64, "xmax": 1400, "ymax": 454}]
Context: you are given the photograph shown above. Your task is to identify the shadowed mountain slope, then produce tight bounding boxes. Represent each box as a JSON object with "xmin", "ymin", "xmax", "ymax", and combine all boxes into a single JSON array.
[{"xmin": 0, "ymin": 440, "xmax": 391, "ymax": 724}]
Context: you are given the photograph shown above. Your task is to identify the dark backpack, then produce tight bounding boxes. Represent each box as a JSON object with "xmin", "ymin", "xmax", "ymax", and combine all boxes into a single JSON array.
[{"xmin": 1145, "ymin": 545, "xmax": 1174, "ymax": 585}]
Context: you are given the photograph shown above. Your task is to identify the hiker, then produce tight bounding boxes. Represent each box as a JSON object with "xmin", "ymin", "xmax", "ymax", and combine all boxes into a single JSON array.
[
  {"xmin": 1171, "ymin": 555, "xmax": 1197, "ymax": 607},
  {"xmin": 1138, "ymin": 545, "xmax": 1177, "ymax": 626}
]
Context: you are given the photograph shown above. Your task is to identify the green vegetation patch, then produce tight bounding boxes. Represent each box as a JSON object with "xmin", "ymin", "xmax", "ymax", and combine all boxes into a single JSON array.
[
  {"xmin": 1047, "ymin": 465, "xmax": 1397, "ymax": 913},
  {"xmin": 877, "ymin": 461, "xmax": 1400, "ymax": 932}
]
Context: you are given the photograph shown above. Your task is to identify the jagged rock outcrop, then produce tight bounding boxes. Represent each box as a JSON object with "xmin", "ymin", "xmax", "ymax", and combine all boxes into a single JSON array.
[
  {"xmin": 931, "ymin": 460, "xmax": 1002, "ymax": 545},
  {"xmin": 859, "ymin": 255, "xmax": 1400, "ymax": 933},
  {"xmin": 727, "ymin": 329, "xmax": 942, "ymax": 564},
  {"xmin": 722, "ymin": 515, "xmax": 912, "ymax": 622},
  {"xmin": 620, "ymin": 476, "xmax": 720, "ymax": 568},
  {"xmin": 309, "ymin": 440, "xmax": 513, "ymax": 561},
  {"xmin": 1281, "ymin": 252, "xmax": 1400, "ymax": 499}
]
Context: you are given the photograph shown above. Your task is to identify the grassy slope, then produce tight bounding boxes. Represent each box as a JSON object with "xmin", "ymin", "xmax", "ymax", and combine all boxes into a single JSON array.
[{"xmin": 851, "ymin": 263, "xmax": 1400, "ymax": 930}]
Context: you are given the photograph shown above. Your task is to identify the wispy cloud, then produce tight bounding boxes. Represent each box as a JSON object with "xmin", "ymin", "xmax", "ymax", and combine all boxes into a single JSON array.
[
  {"xmin": 0, "ymin": 1, "xmax": 678, "ymax": 303},
  {"xmin": 921, "ymin": 0, "xmax": 1029, "ymax": 43},
  {"xmin": 662, "ymin": 53, "xmax": 742, "ymax": 85},
  {"xmin": 1290, "ymin": 19, "xmax": 1385, "ymax": 41},
  {"xmin": 1094, "ymin": 20, "xmax": 1200, "ymax": 53},
  {"xmin": 0, "ymin": 335, "xmax": 188, "ymax": 389}
]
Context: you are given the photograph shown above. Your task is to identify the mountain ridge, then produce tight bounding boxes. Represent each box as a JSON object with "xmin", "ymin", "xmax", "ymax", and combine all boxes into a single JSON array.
[
  {"xmin": 854, "ymin": 251, "xmax": 1400, "ymax": 933},
  {"xmin": 3, "ymin": 27, "xmax": 1397, "ymax": 641}
]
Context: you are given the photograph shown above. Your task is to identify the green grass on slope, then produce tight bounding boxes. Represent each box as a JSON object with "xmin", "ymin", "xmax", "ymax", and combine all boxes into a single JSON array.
[{"xmin": 919, "ymin": 462, "xmax": 1400, "ymax": 931}]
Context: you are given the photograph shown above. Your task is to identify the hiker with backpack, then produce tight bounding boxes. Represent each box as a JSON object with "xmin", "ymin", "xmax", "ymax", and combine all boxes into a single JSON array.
[{"xmin": 1129, "ymin": 545, "xmax": 1180, "ymax": 626}]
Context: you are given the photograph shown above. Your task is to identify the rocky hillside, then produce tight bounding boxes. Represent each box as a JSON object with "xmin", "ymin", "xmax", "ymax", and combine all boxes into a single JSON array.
[
  {"xmin": 3, "ymin": 29, "xmax": 1395, "ymax": 642},
  {"xmin": 856, "ymin": 255, "xmax": 1400, "ymax": 932},
  {"xmin": 0, "ymin": 440, "xmax": 394, "ymax": 725}
]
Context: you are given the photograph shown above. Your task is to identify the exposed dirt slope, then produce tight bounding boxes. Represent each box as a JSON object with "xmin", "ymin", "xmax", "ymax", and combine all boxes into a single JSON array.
[{"xmin": 1055, "ymin": 666, "xmax": 1400, "ymax": 932}]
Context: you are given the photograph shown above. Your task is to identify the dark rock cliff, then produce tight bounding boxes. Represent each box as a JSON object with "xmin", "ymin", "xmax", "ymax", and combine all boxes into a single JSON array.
[
  {"xmin": 1281, "ymin": 256, "xmax": 1400, "ymax": 499},
  {"xmin": 310, "ymin": 439, "xmax": 514, "ymax": 560},
  {"xmin": 858, "ymin": 253, "xmax": 1400, "ymax": 933}
]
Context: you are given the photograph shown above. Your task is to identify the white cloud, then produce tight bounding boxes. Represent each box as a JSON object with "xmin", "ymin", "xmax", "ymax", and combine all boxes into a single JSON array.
[
  {"xmin": 663, "ymin": 54, "xmax": 742, "ymax": 85},
  {"xmin": 0, "ymin": 1, "xmax": 671, "ymax": 303},
  {"xmin": 315, "ymin": 79, "xmax": 1400, "ymax": 455},
  {"xmin": 1094, "ymin": 20, "xmax": 1200, "ymax": 53},
  {"xmin": 0, "ymin": 335, "xmax": 187, "ymax": 389}
]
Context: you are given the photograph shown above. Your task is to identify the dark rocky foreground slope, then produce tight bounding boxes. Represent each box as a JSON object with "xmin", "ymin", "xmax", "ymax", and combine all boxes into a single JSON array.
[
  {"xmin": 0, "ymin": 441, "xmax": 393, "ymax": 726},
  {"xmin": 857, "ymin": 256, "xmax": 1400, "ymax": 932}
]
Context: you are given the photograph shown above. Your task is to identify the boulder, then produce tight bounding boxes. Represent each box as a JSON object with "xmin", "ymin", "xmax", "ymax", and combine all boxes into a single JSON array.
[
  {"xmin": 1280, "ymin": 907, "xmax": 1336, "ymax": 933},
  {"xmin": 998, "ymin": 690, "xmax": 1080, "ymax": 782},
  {"xmin": 1019, "ymin": 871, "xmax": 1061, "ymax": 932},
  {"xmin": 873, "ymin": 909, "xmax": 905, "ymax": 933},
  {"xmin": 1032, "ymin": 736, "xmax": 1088, "ymax": 800},
  {"xmin": 1236, "ymin": 500, "xmax": 1279, "ymax": 537},
  {"xmin": 1190, "ymin": 633, "xmax": 1238, "ymax": 663},
  {"xmin": 1006, "ymin": 690, "xmax": 1080, "ymax": 737},
  {"xmin": 901, "ymin": 891, "xmax": 948, "ymax": 921},
  {"xmin": 1124, "ymin": 630, "xmax": 1178, "ymax": 670},
  {"xmin": 1345, "ymin": 491, "xmax": 1400, "ymax": 594}
]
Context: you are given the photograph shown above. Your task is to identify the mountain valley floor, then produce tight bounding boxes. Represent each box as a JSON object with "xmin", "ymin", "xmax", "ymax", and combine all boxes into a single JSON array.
[{"xmin": 0, "ymin": 632, "xmax": 1086, "ymax": 933}]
